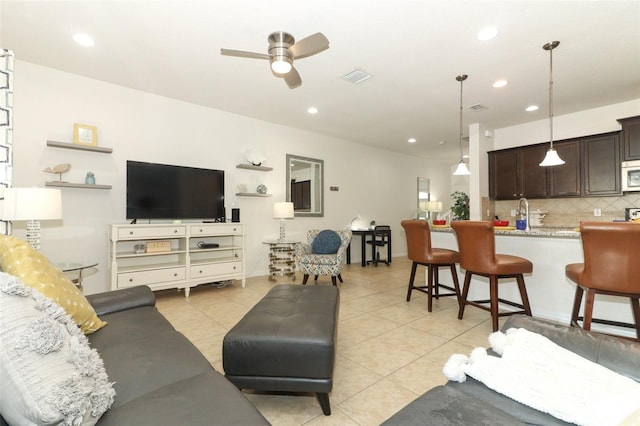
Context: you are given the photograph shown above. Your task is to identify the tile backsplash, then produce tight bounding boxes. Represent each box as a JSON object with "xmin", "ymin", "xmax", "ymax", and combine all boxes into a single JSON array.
[{"xmin": 490, "ymin": 193, "xmax": 640, "ymax": 228}]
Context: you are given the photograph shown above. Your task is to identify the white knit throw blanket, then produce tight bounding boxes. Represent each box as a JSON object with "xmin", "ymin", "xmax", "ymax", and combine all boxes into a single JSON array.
[{"xmin": 443, "ymin": 328, "xmax": 640, "ymax": 426}]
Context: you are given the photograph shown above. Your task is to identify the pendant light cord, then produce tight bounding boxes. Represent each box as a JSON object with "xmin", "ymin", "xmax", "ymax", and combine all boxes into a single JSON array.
[
  {"xmin": 456, "ymin": 74, "xmax": 468, "ymax": 162},
  {"xmin": 548, "ymin": 45, "xmax": 554, "ymax": 149}
]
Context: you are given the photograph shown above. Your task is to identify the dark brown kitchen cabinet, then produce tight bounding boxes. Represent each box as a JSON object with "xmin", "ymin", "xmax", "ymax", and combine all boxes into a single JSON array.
[
  {"xmin": 549, "ymin": 140, "xmax": 581, "ymax": 197},
  {"xmin": 582, "ymin": 133, "xmax": 620, "ymax": 196},
  {"xmin": 617, "ymin": 116, "xmax": 640, "ymax": 161},
  {"xmin": 489, "ymin": 145, "xmax": 548, "ymax": 200},
  {"xmin": 489, "ymin": 149, "xmax": 518, "ymax": 199},
  {"xmin": 518, "ymin": 145, "xmax": 549, "ymax": 198}
]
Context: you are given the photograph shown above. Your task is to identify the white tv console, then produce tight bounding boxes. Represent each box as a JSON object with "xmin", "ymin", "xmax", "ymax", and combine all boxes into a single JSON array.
[{"xmin": 109, "ymin": 223, "xmax": 245, "ymax": 297}]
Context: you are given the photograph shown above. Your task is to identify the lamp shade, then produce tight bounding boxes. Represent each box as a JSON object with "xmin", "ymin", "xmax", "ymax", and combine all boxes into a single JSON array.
[
  {"xmin": 453, "ymin": 161, "xmax": 471, "ymax": 176},
  {"xmin": 539, "ymin": 148, "xmax": 565, "ymax": 167},
  {"xmin": 2, "ymin": 188, "xmax": 63, "ymax": 221},
  {"xmin": 273, "ymin": 202, "xmax": 294, "ymax": 219},
  {"xmin": 424, "ymin": 201, "xmax": 443, "ymax": 212}
]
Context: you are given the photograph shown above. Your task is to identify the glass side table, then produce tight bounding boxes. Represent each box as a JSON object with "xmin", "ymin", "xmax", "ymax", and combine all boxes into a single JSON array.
[
  {"xmin": 263, "ymin": 241, "xmax": 298, "ymax": 282},
  {"xmin": 56, "ymin": 261, "xmax": 98, "ymax": 290}
]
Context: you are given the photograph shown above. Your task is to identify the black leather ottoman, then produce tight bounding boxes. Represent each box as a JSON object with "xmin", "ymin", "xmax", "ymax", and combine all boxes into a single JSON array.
[{"xmin": 223, "ymin": 284, "xmax": 339, "ymax": 415}]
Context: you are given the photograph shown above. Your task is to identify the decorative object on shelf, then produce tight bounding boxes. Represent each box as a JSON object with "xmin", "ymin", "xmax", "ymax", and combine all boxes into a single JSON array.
[
  {"xmin": 244, "ymin": 148, "xmax": 266, "ymax": 167},
  {"xmin": 237, "ymin": 183, "xmax": 248, "ymax": 193},
  {"xmin": 625, "ymin": 207, "xmax": 640, "ymax": 222},
  {"xmin": 145, "ymin": 240, "xmax": 171, "ymax": 253},
  {"xmin": 1, "ymin": 187, "xmax": 63, "ymax": 250},
  {"xmin": 256, "ymin": 184, "xmax": 268, "ymax": 194},
  {"xmin": 273, "ymin": 202, "xmax": 294, "ymax": 242},
  {"xmin": 451, "ymin": 191, "xmax": 470, "ymax": 220},
  {"xmin": 85, "ymin": 171, "xmax": 95, "ymax": 185},
  {"xmin": 43, "ymin": 163, "xmax": 71, "ymax": 182},
  {"xmin": 73, "ymin": 123, "xmax": 97, "ymax": 146},
  {"xmin": 539, "ymin": 41, "xmax": 565, "ymax": 167},
  {"xmin": 453, "ymin": 74, "xmax": 471, "ymax": 176}
]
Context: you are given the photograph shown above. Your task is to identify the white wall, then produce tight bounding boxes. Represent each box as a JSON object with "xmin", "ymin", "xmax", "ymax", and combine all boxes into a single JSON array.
[
  {"xmin": 9, "ymin": 61, "xmax": 453, "ymax": 294},
  {"xmin": 493, "ymin": 99, "xmax": 640, "ymax": 149}
]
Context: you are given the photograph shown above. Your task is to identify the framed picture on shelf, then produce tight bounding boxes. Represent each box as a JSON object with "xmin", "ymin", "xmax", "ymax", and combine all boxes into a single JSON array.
[
  {"xmin": 73, "ymin": 123, "xmax": 97, "ymax": 146},
  {"xmin": 625, "ymin": 207, "xmax": 640, "ymax": 222}
]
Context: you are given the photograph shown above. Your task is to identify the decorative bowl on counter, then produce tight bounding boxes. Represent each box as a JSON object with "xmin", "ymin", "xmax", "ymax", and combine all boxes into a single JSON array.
[
  {"xmin": 433, "ymin": 220, "xmax": 447, "ymax": 226},
  {"xmin": 493, "ymin": 220, "xmax": 509, "ymax": 227}
]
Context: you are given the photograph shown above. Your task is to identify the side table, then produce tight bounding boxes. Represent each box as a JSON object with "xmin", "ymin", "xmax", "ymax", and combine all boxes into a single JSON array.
[
  {"xmin": 263, "ymin": 241, "xmax": 298, "ymax": 282},
  {"xmin": 56, "ymin": 261, "xmax": 98, "ymax": 290}
]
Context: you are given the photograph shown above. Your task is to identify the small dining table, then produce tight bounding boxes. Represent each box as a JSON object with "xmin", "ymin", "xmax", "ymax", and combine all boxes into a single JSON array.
[{"xmin": 346, "ymin": 228, "xmax": 392, "ymax": 267}]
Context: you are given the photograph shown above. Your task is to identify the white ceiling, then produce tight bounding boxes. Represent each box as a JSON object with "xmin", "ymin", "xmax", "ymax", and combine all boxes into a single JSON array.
[{"xmin": 1, "ymin": 1, "xmax": 639, "ymax": 162}]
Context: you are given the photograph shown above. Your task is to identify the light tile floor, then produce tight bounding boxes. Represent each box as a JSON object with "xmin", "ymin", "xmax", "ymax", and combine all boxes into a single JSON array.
[{"xmin": 155, "ymin": 258, "xmax": 503, "ymax": 425}]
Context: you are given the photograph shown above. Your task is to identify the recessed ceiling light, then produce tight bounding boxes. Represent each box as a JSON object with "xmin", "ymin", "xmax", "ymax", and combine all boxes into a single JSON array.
[
  {"xmin": 408, "ymin": 138, "xmax": 417, "ymax": 144},
  {"xmin": 477, "ymin": 27, "xmax": 499, "ymax": 41},
  {"xmin": 526, "ymin": 105, "xmax": 540, "ymax": 112},
  {"xmin": 73, "ymin": 33, "xmax": 95, "ymax": 47},
  {"xmin": 439, "ymin": 140, "xmax": 446, "ymax": 145},
  {"xmin": 492, "ymin": 79, "xmax": 508, "ymax": 88},
  {"xmin": 307, "ymin": 106, "xmax": 318, "ymax": 114}
]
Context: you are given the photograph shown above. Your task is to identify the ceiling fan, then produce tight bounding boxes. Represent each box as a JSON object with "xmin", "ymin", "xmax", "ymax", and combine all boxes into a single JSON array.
[{"xmin": 220, "ymin": 31, "xmax": 329, "ymax": 89}]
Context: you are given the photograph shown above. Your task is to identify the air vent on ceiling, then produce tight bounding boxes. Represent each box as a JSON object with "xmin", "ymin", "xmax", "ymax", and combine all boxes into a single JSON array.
[
  {"xmin": 468, "ymin": 103, "xmax": 488, "ymax": 112},
  {"xmin": 341, "ymin": 68, "xmax": 373, "ymax": 84}
]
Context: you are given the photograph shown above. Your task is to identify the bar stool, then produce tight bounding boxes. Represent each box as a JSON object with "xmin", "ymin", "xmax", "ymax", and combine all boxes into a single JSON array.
[
  {"xmin": 401, "ymin": 220, "xmax": 460, "ymax": 312},
  {"xmin": 450, "ymin": 221, "xmax": 532, "ymax": 331},
  {"xmin": 566, "ymin": 222, "xmax": 640, "ymax": 340}
]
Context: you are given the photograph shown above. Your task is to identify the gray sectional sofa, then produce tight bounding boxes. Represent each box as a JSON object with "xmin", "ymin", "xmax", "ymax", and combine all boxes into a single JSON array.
[
  {"xmin": 383, "ymin": 315, "xmax": 640, "ymax": 425},
  {"xmin": 1, "ymin": 285, "xmax": 269, "ymax": 426}
]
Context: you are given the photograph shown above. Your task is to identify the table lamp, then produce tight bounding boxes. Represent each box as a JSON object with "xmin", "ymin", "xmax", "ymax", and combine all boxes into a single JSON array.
[
  {"xmin": 424, "ymin": 200, "xmax": 443, "ymax": 221},
  {"xmin": 273, "ymin": 202, "xmax": 294, "ymax": 242},
  {"xmin": 1, "ymin": 187, "xmax": 63, "ymax": 249}
]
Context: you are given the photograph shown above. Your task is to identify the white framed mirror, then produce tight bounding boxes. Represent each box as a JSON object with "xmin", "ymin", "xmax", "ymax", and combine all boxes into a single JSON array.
[
  {"xmin": 417, "ymin": 177, "xmax": 430, "ymax": 219},
  {"xmin": 286, "ymin": 154, "xmax": 324, "ymax": 217}
]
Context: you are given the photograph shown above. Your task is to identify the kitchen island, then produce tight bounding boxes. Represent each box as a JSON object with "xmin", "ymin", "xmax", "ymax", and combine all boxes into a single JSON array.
[{"xmin": 429, "ymin": 226, "xmax": 636, "ymax": 338}]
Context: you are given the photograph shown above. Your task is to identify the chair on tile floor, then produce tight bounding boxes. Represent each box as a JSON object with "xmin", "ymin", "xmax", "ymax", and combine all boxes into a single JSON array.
[
  {"xmin": 366, "ymin": 225, "xmax": 391, "ymax": 266},
  {"xmin": 294, "ymin": 229, "xmax": 352, "ymax": 286},
  {"xmin": 451, "ymin": 221, "xmax": 533, "ymax": 331},
  {"xmin": 401, "ymin": 220, "xmax": 460, "ymax": 312},
  {"xmin": 566, "ymin": 221, "xmax": 640, "ymax": 340}
]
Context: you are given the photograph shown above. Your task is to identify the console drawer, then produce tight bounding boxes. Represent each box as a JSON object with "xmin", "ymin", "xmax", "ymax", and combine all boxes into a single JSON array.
[
  {"xmin": 189, "ymin": 224, "xmax": 243, "ymax": 237},
  {"xmin": 117, "ymin": 226, "xmax": 186, "ymax": 239},
  {"xmin": 118, "ymin": 267, "xmax": 186, "ymax": 288},
  {"xmin": 190, "ymin": 261, "xmax": 242, "ymax": 279}
]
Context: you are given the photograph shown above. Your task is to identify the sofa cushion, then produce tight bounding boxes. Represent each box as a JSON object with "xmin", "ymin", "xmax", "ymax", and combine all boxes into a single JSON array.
[
  {"xmin": 0, "ymin": 235, "xmax": 107, "ymax": 334},
  {"xmin": 0, "ymin": 272, "xmax": 115, "ymax": 425},
  {"xmin": 311, "ymin": 230, "xmax": 341, "ymax": 254}
]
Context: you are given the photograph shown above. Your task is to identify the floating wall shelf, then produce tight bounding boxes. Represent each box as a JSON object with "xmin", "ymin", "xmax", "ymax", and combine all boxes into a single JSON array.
[
  {"xmin": 46, "ymin": 181, "xmax": 112, "ymax": 190},
  {"xmin": 236, "ymin": 192, "xmax": 272, "ymax": 197},
  {"xmin": 46, "ymin": 140, "xmax": 113, "ymax": 153},
  {"xmin": 236, "ymin": 164, "xmax": 273, "ymax": 171}
]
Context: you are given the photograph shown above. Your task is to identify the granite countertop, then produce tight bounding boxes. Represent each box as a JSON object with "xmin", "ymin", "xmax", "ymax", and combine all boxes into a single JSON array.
[{"xmin": 431, "ymin": 225, "xmax": 581, "ymax": 239}]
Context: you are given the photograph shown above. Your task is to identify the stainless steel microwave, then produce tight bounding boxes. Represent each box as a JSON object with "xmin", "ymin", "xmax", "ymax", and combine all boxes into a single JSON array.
[{"xmin": 622, "ymin": 160, "xmax": 640, "ymax": 192}]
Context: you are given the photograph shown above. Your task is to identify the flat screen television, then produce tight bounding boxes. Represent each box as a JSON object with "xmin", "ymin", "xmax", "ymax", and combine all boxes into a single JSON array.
[{"xmin": 126, "ymin": 160, "xmax": 225, "ymax": 221}]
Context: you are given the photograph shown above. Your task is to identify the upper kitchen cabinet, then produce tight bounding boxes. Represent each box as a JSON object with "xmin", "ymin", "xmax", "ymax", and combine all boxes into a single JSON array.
[
  {"xmin": 549, "ymin": 139, "xmax": 581, "ymax": 197},
  {"xmin": 617, "ymin": 116, "xmax": 640, "ymax": 161},
  {"xmin": 490, "ymin": 131, "xmax": 621, "ymax": 200},
  {"xmin": 489, "ymin": 149, "xmax": 518, "ymax": 200},
  {"xmin": 581, "ymin": 132, "xmax": 621, "ymax": 196},
  {"xmin": 489, "ymin": 145, "xmax": 548, "ymax": 200}
]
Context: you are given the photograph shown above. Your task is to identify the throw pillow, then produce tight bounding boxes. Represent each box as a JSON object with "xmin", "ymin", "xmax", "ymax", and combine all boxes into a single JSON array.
[
  {"xmin": 0, "ymin": 272, "xmax": 115, "ymax": 425},
  {"xmin": 311, "ymin": 230, "xmax": 342, "ymax": 254},
  {"xmin": 0, "ymin": 235, "xmax": 107, "ymax": 334}
]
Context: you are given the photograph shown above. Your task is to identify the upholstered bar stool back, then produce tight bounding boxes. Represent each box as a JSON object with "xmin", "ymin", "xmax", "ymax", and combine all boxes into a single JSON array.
[
  {"xmin": 451, "ymin": 221, "xmax": 533, "ymax": 331},
  {"xmin": 566, "ymin": 221, "xmax": 640, "ymax": 340},
  {"xmin": 401, "ymin": 220, "xmax": 460, "ymax": 312}
]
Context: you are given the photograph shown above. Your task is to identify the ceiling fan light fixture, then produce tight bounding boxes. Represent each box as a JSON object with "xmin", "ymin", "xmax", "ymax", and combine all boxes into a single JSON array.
[{"xmin": 271, "ymin": 57, "xmax": 292, "ymax": 74}]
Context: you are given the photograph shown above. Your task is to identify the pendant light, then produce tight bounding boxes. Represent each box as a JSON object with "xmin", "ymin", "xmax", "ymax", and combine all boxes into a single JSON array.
[
  {"xmin": 453, "ymin": 74, "xmax": 471, "ymax": 175},
  {"xmin": 539, "ymin": 41, "xmax": 565, "ymax": 167}
]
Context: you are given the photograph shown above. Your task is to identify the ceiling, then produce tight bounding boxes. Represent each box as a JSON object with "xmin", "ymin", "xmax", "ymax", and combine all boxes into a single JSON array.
[{"xmin": 1, "ymin": 1, "xmax": 639, "ymax": 162}]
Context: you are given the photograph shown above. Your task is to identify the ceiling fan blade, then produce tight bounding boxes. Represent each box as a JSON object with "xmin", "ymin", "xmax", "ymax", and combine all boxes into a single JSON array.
[
  {"xmin": 220, "ymin": 48, "xmax": 270, "ymax": 60},
  {"xmin": 284, "ymin": 66, "xmax": 302, "ymax": 89},
  {"xmin": 289, "ymin": 32, "xmax": 329, "ymax": 59}
]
